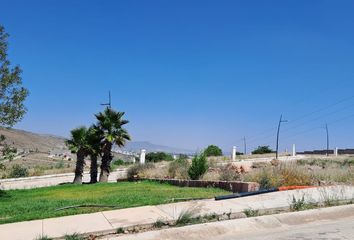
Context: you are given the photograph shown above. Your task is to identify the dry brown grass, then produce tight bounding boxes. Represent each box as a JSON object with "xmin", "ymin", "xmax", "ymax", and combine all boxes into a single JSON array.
[
  {"xmin": 243, "ymin": 162, "xmax": 313, "ymax": 188},
  {"xmin": 244, "ymin": 157, "xmax": 354, "ymax": 188},
  {"xmin": 126, "ymin": 156, "xmax": 354, "ymax": 188},
  {"xmin": 139, "ymin": 165, "xmax": 169, "ymax": 179},
  {"xmin": 128, "ymin": 161, "xmax": 170, "ymax": 179},
  {"xmin": 201, "ymin": 171, "xmax": 220, "ymax": 181},
  {"xmin": 168, "ymin": 158, "xmax": 190, "ymax": 179}
]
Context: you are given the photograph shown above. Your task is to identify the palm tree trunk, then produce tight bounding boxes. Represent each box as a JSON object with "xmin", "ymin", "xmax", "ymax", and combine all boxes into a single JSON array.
[
  {"xmin": 99, "ymin": 143, "xmax": 112, "ymax": 182},
  {"xmin": 90, "ymin": 154, "xmax": 98, "ymax": 183},
  {"xmin": 73, "ymin": 150, "xmax": 85, "ymax": 184}
]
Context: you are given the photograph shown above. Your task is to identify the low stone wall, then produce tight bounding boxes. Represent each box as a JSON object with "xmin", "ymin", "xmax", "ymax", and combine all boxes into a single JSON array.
[{"xmin": 145, "ymin": 178, "xmax": 259, "ymax": 193}]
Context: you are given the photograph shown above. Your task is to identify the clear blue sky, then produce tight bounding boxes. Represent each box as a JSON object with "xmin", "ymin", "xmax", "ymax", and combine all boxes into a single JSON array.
[{"xmin": 1, "ymin": 0, "xmax": 354, "ymax": 152}]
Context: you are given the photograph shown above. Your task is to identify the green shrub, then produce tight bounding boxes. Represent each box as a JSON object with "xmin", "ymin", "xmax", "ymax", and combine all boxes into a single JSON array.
[
  {"xmin": 127, "ymin": 163, "xmax": 155, "ymax": 180},
  {"xmin": 188, "ymin": 153, "xmax": 208, "ymax": 180},
  {"xmin": 290, "ymin": 195, "xmax": 313, "ymax": 211},
  {"xmin": 153, "ymin": 219, "xmax": 167, "ymax": 228},
  {"xmin": 146, "ymin": 152, "xmax": 174, "ymax": 162},
  {"xmin": 243, "ymin": 208, "xmax": 259, "ymax": 217},
  {"xmin": 112, "ymin": 159, "xmax": 125, "ymax": 166},
  {"xmin": 0, "ymin": 162, "xmax": 5, "ymax": 171},
  {"xmin": 203, "ymin": 145, "xmax": 223, "ymax": 157},
  {"xmin": 175, "ymin": 209, "xmax": 196, "ymax": 226},
  {"xmin": 168, "ymin": 158, "xmax": 190, "ymax": 179},
  {"xmin": 54, "ymin": 160, "xmax": 65, "ymax": 169},
  {"xmin": 252, "ymin": 146, "xmax": 273, "ymax": 155},
  {"xmin": 258, "ymin": 170, "xmax": 274, "ymax": 189},
  {"xmin": 116, "ymin": 227, "xmax": 124, "ymax": 234},
  {"xmin": 9, "ymin": 164, "xmax": 28, "ymax": 178},
  {"xmin": 64, "ymin": 233, "xmax": 84, "ymax": 240},
  {"xmin": 111, "ymin": 159, "xmax": 131, "ymax": 171}
]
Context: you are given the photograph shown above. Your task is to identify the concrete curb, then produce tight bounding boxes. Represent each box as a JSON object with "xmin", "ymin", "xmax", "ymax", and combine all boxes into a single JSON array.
[
  {"xmin": 0, "ymin": 169, "xmax": 127, "ymax": 183},
  {"xmin": 0, "ymin": 169, "xmax": 127, "ymax": 190},
  {"xmin": 107, "ymin": 204, "xmax": 354, "ymax": 240}
]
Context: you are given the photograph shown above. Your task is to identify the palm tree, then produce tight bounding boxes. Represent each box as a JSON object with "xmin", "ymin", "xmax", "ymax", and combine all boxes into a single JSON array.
[
  {"xmin": 95, "ymin": 107, "xmax": 131, "ymax": 182},
  {"xmin": 66, "ymin": 126, "xmax": 91, "ymax": 184},
  {"xmin": 85, "ymin": 126, "xmax": 102, "ymax": 183}
]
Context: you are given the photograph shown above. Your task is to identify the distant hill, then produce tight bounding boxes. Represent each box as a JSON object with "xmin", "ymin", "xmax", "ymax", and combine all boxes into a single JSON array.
[
  {"xmin": 0, "ymin": 128, "xmax": 193, "ymax": 155},
  {"xmin": 0, "ymin": 128, "xmax": 67, "ymax": 153},
  {"xmin": 118, "ymin": 141, "xmax": 194, "ymax": 154}
]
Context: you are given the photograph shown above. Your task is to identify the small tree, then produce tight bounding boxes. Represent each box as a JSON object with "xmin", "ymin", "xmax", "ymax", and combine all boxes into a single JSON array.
[
  {"xmin": 0, "ymin": 25, "xmax": 29, "ymax": 169},
  {"xmin": 203, "ymin": 145, "xmax": 223, "ymax": 157},
  {"xmin": 188, "ymin": 153, "xmax": 208, "ymax": 180},
  {"xmin": 146, "ymin": 152, "xmax": 173, "ymax": 162},
  {"xmin": 9, "ymin": 164, "xmax": 28, "ymax": 178},
  {"xmin": 95, "ymin": 107, "xmax": 131, "ymax": 182},
  {"xmin": 86, "ymin": 126, "xmax": 101, "ymax": 184},
  {"xmin": 0, "ymin": 25, "xmax": 29, "ymax": 127},
  {"xmin": 0, "ymin": 134, "xmax": 17, "ymax": 162},
  {"xmin": 252, "ymin": 146, "xmax": 273, "ymax": 155},
  {"xmin": 66, "ymin": 126, "xmax": 91, "ymax": 184}
]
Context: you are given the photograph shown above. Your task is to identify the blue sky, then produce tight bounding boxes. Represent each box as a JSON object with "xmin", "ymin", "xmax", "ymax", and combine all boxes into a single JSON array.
[{"xmin": 1, "ymin": 0, "xmax": 354, "ymax": 152}]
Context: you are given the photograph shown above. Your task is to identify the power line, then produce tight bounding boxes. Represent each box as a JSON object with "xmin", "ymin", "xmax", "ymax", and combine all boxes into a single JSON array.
[
  {"xmin": 276, "ymin": 113, "xmax": 354, "ymax": 145},
  {"xmin": 328, "ymin": 113, "xmax": 354, "ymax": 125},
  {"xmin": 245, "ymin": 101, "xmax": 354, "ymax": 147},
  {"xmin": 281, "ymin": 126, "xmax": 322, "ymax": 141},
  {"xmin": 243, "ymin": 94, "xmax": 354, "ymax": 145},
  {"xmin": 281, "ymin": 101, "xmax": 354, "ymax": 134},
  {"xmin": 288, "ymin": 94, "xmax": 354, "ymax": 123},
  {"xmin": 234, "ymin": 94, "xmax": 354, "ymax": 152}
]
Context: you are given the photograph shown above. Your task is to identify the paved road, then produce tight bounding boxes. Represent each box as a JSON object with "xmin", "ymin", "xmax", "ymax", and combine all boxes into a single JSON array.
[
  {"xmin": 109, "ymin": 203, "xmax": 354, "ymax": 240},
  {"xmin": 227, "ymin": 217, "xmax": 354, "ymax": 240}
]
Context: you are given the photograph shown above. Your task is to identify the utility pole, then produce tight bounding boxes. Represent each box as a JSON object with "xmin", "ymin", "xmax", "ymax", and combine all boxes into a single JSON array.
[
  {"xmin": 326, "ymin": 123, "xmax": 329, "ymax": 156},
  {"xmin": 100, "ymin": 91, "xmax": 111, "ymax": 109},
  {"xmin": 276, "ymin": 114, "xmax": 288, "ymax": 160},
  {"xmin": 243, "ymin": 137, "xmax": 247, "ymax": 155}
]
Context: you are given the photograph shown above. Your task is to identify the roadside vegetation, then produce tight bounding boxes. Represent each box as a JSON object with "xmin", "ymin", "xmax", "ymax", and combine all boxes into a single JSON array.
[
  {"xmin": 245, "ymin": 157, "xmax": 354, "ymax": 188},
  {"xmin": 203, "ymin": 145, "xmax": 223, "ymax": 157},
  {"xmin": 127, "ymin": 148, "xmax": 354, "ymax": 189},
  {"xmin": 168, "ymin": 156, "xmax": 189, "ymax": 179},
  {"xmin": 251, "ymin": 146, "xmax": 273, "ymax": 155},
  {"xmin": 243, "ymin": 208, "xmax": 260, "ymax": 217},
  {"xmin": 0, "ymin": 181, "xmax": 229, "ymax": 224},
  {"xmin": 127, "ymin": 152, "xmax": 209, "ymax": 180},
  {"xmin": 146, "ymin": 152, "xmax": 174, "ymax": 162},
  {"xmin": 188, "ymin": 153, "xmax": 208, "ymax": 180},
  {"xmin": 0, "ymin": 157, "xmax": 74, "ymax": 179}
]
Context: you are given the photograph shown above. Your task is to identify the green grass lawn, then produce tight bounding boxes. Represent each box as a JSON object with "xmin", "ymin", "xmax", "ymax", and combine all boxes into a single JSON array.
[{"xmin": 0, "ymin": 181, "xmax": 229, "ymax": 224}]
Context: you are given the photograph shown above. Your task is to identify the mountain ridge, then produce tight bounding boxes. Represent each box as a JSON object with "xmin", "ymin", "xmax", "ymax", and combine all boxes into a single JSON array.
[{"xmin": 0, "ymin": 128, "xmax": 193, "ymax": 154}]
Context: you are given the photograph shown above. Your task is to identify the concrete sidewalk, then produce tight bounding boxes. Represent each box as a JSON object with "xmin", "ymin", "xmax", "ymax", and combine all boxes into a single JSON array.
[
  {"xmin": 1, "ymin": 185, "xmax": 354, "ymax": 240},
  {"xmin": 0, "ymin": 169, "xmax": 127, "ymax": 190}
]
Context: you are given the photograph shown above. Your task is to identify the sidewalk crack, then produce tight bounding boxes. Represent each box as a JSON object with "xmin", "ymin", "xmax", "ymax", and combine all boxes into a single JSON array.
[{"xmin": 101, "ymin": 212, "xmax": 115, "ymax": 229}]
